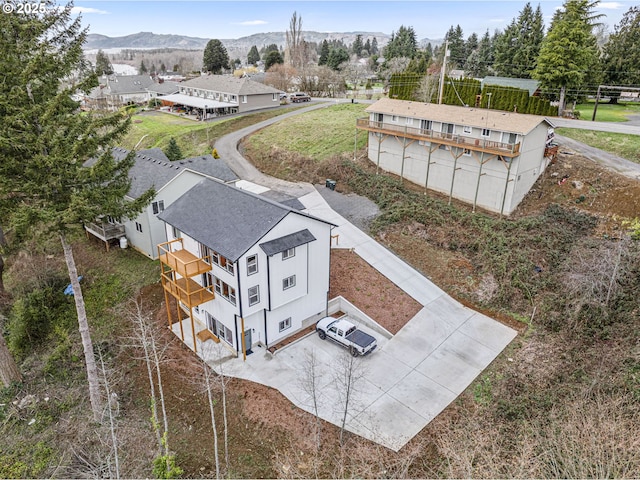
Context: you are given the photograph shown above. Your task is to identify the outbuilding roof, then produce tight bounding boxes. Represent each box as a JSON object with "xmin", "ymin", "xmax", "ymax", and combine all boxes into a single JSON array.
[
  {"xmin": 107, "ymin": 148, "xmax": 238, "ymax": 199},
  {"xmin": 158, "ymin": 178, "xmax": 332, "ymax": 262},
  {"xmin": 365, "ymin": 98, "xmax": 551, "ymax": 135},
  {"xmin": 481, "ymin": 76, "xmax": 541, "ymax": 96},
  {"xmin": 181, "ymin": 75, "xmax": 281, "ymax": 95}
]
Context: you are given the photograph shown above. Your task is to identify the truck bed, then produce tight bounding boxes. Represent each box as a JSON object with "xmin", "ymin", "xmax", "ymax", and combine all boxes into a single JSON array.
[{"xmin": 346, "ymin": 330, "xmax": 376, "ymax": 349}]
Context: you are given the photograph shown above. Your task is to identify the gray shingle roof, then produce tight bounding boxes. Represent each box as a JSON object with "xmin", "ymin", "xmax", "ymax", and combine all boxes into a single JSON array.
[
  {"xmin": 158, "ymin": 178, "xmax": 330, "ymax": 262},
  {"xmin": 147, "ymin": 81, "xmax": 180, "ymax": 95},
  {"xmin": 181, "ymin": 75, "xmax": 281, "ymax": 95},
  {"xmin": 259, "ymin": 229, "xmax": 316, "ymax": 256},
  {"xmin": 108, "ymin": 148, "xmax": 238, "ymax": 198}
]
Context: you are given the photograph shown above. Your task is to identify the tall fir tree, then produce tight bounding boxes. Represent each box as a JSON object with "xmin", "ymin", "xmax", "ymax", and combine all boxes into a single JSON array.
[
  {"xmin": 164, "ymin": 138, "xmax": 183, "ymax": 161},
  {"xmin": 601, "ymin": 6, "xmax": 640, "ymax": 103},
  {"xmin": 318, "ymin": 39, "xmax": 330, "ymax": 66},
  {"xmin": 533, "ymin": 0, "xmax": 602, "ymax": 113},
  {"xmin": 384, "ymin": 26, "xmax": 418, "ymax": 59},
  {"xmin": 352, "ymin": 34, "xmax": 363, "ymax": 56},
  {"xmin": 139, "ymin": 59, "xmax": 148, "ymax": 74},
  {"xmin": 247, "ymin": 45, "xmax": 260, "ymax": 65},
  {"xmin": 371, "ymin": 37, "xmax": 379, "ymax": 55},
  {"xmin": 203, "ymin": 39, "xmax": 230, "ymax": 73},
  {"xmin": 0, "ymin": 1, "xmax": 154, "ymax": 418},
  {"xmin": 94, "ymin": 49, "xmax": 113, "ymax": 76},
  {"xmin": 444, "ymin": 25, "xmax": 465, "ymax": 67}
]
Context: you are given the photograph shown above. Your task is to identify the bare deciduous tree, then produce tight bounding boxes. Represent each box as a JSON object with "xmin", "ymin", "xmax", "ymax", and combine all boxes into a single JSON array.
[
  {"xmin": 415, "ymin": 74, "xmax": 440, "ymax": 103},
  {"xmin": 333, "ymin": 350, "xmax": 367, "ymax": 447},
  {"xmin": 298, "ymin": 349, "xmax": 325, "ymax": 451},
  {"xmin": 285, "ymin": 11, "xmax": 305, "ymax": 69}
]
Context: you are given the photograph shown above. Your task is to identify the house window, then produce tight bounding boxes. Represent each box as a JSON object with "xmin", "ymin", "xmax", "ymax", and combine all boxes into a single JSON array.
[
  {"xmin": 463, "ymin": 148, "xmax": 472, "ymax": 156},
  {"xmin": 247, "ymin": 255, "xmax": 258, "ymax": 275},
  {"xmin": 213, "ymin": 276, "xmax": 236, "ymax": 305},
  {"xmin": 406, "ymin": 117, "xmax": 413, "ymax": 125},
  {"xmin": 279, "ymin": 317, "xmax": 292, "ymax": 332},
  {"xmin": 392, "ymin": 115, "xmax": 398, "ymax": 122},
  {"xmin": 171, "ymin": 226, "xmax": 181, "ymax": 239},
  {"xmin": 212, "ymin": 252, "xmax": 234, "ymax": 275},
  {"xmin": 205, "ymin": 312, "xmax": 233, "ymax": 346},
  {"xmin": 248, "ymin": 285, "xmax": 260, "ymax": 306},
  {"xmin": 463, "ymin": 126, "xmax": 472, "ymax": 134},
  {"xmin": 282, "ymin": 248, "xmax": 295, "ymax": 260},
  {"xmin": 283, "ymin": 275, "xmax": 296, "ymax": 290},
  {"xmin": 152, "ymin": 200, "xmax": 165, "ymax": 215},
  {"xmin": 135, "ymin": 222, "xmax": 143, "ymax": 233},
  {"xmin": 201, "ymin": 244, "xmax": 212, "ymax": 264},
  {"xmin": 242, "ymin": 95, "xmax": 247, "ymax": 103},
  {"xmin": 482, "ymin": 128, "xmax": 491, "ymax": 137},
  {"xmin": 420, "ymin": 119, "xmax": 432, "ymax": 133}
]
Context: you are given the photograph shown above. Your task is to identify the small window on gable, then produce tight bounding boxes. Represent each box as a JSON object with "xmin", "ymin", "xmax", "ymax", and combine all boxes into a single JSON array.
[
  {"xmin": 172, "ymin": 226, "xmax": 180, "ymax": 239},
  {"xmin": 282, "ymin": 248, "xmax": 295, "ymax": 260},
  {"xmin": 247, "ymin": 255, "xmax": 258, "ymax": 275}
]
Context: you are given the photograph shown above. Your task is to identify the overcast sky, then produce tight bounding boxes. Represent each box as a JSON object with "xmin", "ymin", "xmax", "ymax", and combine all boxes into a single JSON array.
[{"xmin": 72, "ymin": 0, "xmax": 634, "ymax": 41}]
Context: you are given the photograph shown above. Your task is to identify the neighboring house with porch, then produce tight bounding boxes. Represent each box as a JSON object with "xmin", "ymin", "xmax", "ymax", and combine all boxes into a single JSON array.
[
  {"xmin": 357, "ymin": 98, "xmax": 555, "ymax": 215},
  {"xmin": 86, "ymin": 74, "xmax": 155, "ymax": 110},
  {"xmin": 158, "ymin": 74, "xmax": 282, "ymax": 118},
  {"xmin": 157, "ymin": 178, "xmax": 333, "ymax": 359},
  {"xmin": 84, "ymin": 148, "xmax": 238, "ymax": 258}
]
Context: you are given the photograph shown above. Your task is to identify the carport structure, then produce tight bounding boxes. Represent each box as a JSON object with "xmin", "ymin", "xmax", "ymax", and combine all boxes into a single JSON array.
[{"xmin": 159, "ymin": 93, "xmax": 237, "ymax": 119}]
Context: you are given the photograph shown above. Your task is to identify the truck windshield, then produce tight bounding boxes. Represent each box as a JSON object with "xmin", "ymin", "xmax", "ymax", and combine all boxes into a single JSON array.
[{"xmin": 346, "ymin": 327, "xmax": 355, "ymax": 336}]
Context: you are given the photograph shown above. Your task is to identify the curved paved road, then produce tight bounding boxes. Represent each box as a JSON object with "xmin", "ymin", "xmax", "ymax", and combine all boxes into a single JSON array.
[{"xmin": 214, "ymin": 100, "xmax": 335, "ymax": 197}]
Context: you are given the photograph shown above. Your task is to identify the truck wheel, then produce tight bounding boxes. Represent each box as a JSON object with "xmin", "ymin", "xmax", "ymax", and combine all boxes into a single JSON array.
[
  {"xmin": 349, "ymin": 346, "xmax": 359, "ymax": 357},
  {"xmin": 317, "ymin": 329, "xmax": 326, "ymax": 340}
]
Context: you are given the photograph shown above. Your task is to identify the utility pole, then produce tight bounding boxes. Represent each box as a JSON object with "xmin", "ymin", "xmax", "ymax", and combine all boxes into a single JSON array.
[{"xmin": 438, "ymin": 41, "xmax": 449, "ymax": 105}]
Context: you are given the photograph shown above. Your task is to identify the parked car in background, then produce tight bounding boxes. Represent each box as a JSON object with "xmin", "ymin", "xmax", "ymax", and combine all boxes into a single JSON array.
[{"xmin": 289, "ymin": 92, "xmax": 311, "ymax": 103}]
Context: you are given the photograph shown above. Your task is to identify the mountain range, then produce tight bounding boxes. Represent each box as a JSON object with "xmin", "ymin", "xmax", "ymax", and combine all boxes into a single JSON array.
[{"xmin": 84, "ymin": 31, "xmax": 443, "ymax": 56}]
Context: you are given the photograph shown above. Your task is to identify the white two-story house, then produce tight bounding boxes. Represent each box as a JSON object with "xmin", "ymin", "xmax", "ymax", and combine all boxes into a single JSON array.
[
  {"xmin": 84, "ymin": 148, "xmax": 238, "ymax": 258},
  {"xmin": 357, "ymin": 98, "xmax": 556, "ymax": 215},
  {"xmin": 157, "ymin": 178, "xmax": 333, "ymax": 358}
]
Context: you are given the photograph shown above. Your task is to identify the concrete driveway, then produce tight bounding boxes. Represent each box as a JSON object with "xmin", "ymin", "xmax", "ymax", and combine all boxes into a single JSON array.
[{"xmin": 203, "ymin": 189, "xmax": 517, "ymax": 452}]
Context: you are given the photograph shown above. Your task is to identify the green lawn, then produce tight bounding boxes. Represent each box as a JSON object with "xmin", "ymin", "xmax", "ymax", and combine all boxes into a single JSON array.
[
  {"xmin": 245, "ymin": 103, "xmax": 368, "ymax": 160},
  {"xmin": 574, "ymin": 101, "xmax": 640, "ymax": 122},
  {"xmin": 556, "ymin": 127, "xmax": 640, "ymax": 164},
  {"xmin": 121, "ymin": 108, "xmax": 300, "ymax": 158}
]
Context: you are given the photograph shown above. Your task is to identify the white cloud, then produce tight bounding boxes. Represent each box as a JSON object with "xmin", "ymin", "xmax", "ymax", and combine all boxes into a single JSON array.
[
  {"xmin": 71, "ymin": 6, "xmax": 109, "ymax": 15},
  {"xmin": 233, "ymin": 20, "xmax": 268, "ymax": 26},
  {"xmin": 599, "ymin": 2, "xmax": 624, "ymax": 9}
]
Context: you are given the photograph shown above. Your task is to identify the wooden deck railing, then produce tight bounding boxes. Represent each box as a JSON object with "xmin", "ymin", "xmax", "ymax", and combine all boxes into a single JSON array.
[{"xmin": 356, "ymin": 118, "xmax": 521, "ymax": 156}]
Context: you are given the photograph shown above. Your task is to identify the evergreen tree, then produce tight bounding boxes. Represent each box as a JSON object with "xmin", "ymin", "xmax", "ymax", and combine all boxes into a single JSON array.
[
  {"xmin": 150, "ymin": 63, "xmax": 156, "ymax": 74},
  {"xmin": 160, "ymin": 62, "xmax": 166, "ymax": 73},
  {"xmin": 318, "ymin": 39, "xmax": 330, "ymax": 66},
  {"xmin": 0, "ymin": 2, "xmax": 154, "ymax": 419},
  {"xmin": 139, "ymin": 59, "xmax": 148, "ymax": 74},
  {"xmin": 352, "ymin": 34, "xmax": 363, "ymax": 56},
  {"xmin": 264, "ymin": 50, "xmax": 283, "ymax": 70},
  {"xmin": 326, "ymin": 47, "xmax": 350, "ymax": 70},
  {"xmin": 466, "ymin": 30, "xmax": 493, "ymax": 78},
  {"xmin": 464, "ymin": 32, "xmax": 479, "ymax": 63},
  {"xmin": 384, "ymin": 26, "xmax": 418, "ymax": 59},
  {"xmin": 444, "ymin": 25, "xmax": 465, "ymax": 67},
  {"xmin": 165, "ymin": 138, "xmax": 182, "ymax": 161},
  {"xmin": 533, "ymin": 0, "xmax": 602, "ymax": 113},
  {"xmin": 601, "ymin": 6, "xmax": 640, "ymax": 103},
  {"xmin": 247, "ymin": 45, "xmax": 260, "ymax": 65},
  {"xmin": 371, "ymin": 37, "xmax": 379, "ymax": 55},
  {"xmin": 203, "ymin": 39, "xmax": 230, "ymax": 74},
  {"xmin": 364, "ymin": 38, "xmax": 371, "ymax": 55},
  {"xmin": 495, "ymin": 3, "xmax": 545, "ymax": 78},
  {"xmin": 94, "ymin": 49, "xmax": 113, "ymax": 76}
]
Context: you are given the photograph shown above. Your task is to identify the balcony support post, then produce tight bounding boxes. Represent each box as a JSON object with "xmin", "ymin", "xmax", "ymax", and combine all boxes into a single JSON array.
[
  {"xmin": 448, "ymin": 151, "xmax": 464, "ymax": 205},
  {"xmin": 473, "ymin": 152, "xmax": 485, "ymax": 213},
  {"xmin": 500, "ymin": 158, "xmax": 514, "ymax": 217},
  {"xmin": 189, "ymin": 305, "xmax": 197, "ymax": 353}
]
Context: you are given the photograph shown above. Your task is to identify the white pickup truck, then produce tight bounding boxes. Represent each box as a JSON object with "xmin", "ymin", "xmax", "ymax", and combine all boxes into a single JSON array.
[{"xmin": 316, "ymin": 316, "xmax": 377, "ymax": 356}]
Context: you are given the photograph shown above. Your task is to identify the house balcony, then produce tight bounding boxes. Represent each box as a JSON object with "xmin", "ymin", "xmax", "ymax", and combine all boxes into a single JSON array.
[
  {"xmin": 158, "ymin": 238, "xmax": 214, "ymax": 308},
  {"xmin": 356, "ymin": 118, "xmax": 521, "ymax": 158},
  {"xmin": 85, "ymin": 221, "xmax": 125, "ymax": 242}
]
